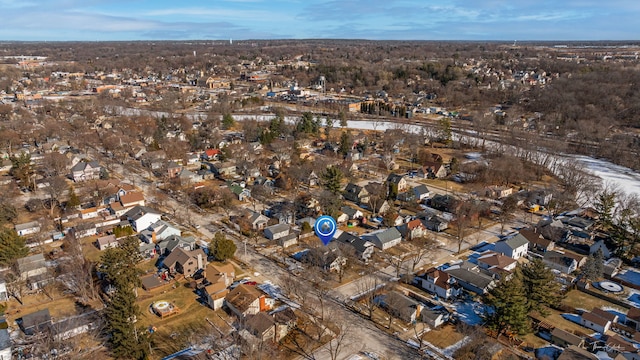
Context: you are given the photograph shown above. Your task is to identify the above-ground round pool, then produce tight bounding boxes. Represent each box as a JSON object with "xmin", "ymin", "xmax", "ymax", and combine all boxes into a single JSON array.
[{"xmin": 597, "ymin": 281, "xmax": 624, "ymax": 293}]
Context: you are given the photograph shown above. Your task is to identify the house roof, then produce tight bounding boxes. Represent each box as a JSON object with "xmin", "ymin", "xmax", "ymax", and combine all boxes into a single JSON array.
[
  {"xmin": 245, "ymin": 312, "xmax": 275, "ymax": 335},
  {"xmin": 120, "ymin": 191, "xmax": 144, "ymax": 206},
  {"xmin": 21, "ymin": 308, "xmax": 52, "ymax": 332},
  {"xmin": 445, "ymin": 262, "xmax": 495, "ymax": 290},
  {"xmin": 15, "ymin": 221, "xmax": 40, "ymax": 231},
  {"xmin": 551, "ymin": 328, "xmax": 584, "ymax": 346},
  {"xmin": 163, "ymin": 248, "xmax": 205, "ymax": 269},
  {"xmin": 265, "ymin": 223, "xmax": 289, "ymax": 234},
  {"xmin": 497, "ymin": 233, "xmax": 529, "ymax": 250},
  {"xmin": 96, "ymin": 234, "xmax": 118, "ymax": 247},
  {"xmin": 556, "ymin": 345, "xmax": 598, "ymax": 360},
  {"xmin": 17, "ymin": 253, "xmax": 46, "ymax": 273},
  {"xmin": 421, "ymin": 267, "xmax": 454, "ymax": 290},
  {"xmin": 591, "ymin": 308, "xmax": 618, "ymax": 323},
  {"xmin": 386, "ymin": 173, "xmax": 405, "ymax": 184},
  {"xmin": 627, "ymin": 307, "xmax": 640, "ymax": 321},
  {"xmin": 206, "ymin": 263, "xmax": 234, "ymax": 282},
  {"xmin": 413, "ymin": 184, "xmax": 430, "ymax": 196},
  {"xmin": 341, "ymin": 206, "xmax": 360, "ymax": 218},
  {"xmin": 225, "ymin": 284, "xmax": 263, "ymax": 313},
  {"xmin": 124, "ymin": 206, "xmax": 161, "ymax": 220},
  {"xmin": 581, "ymin": 311, "xmax": 611, "ymax": 327},
  {"xmin": 71, "ymin": 160, "xmax": 99, "ymax": 172},
  {"xmin": 544, "ymin": 251, "xmax": 577, "ymax": 268},
  {"xmin": 382, "ymin": 291, "xmax": 418, "ymax": 320},
  {"xmin": 478, "ymin": 251, "xmax": 517, "ymax": 270},
  {"xmin": 363, "ymin": 227, "xmax": 402, "ymax": 245},
  {"xmin": 336, "ymin": 231, "xmax": 373, "ymax": 254}
]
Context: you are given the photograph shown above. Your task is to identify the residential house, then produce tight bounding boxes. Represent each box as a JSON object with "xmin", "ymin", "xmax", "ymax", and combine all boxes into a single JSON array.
[
  {"xmin": 124, "ymin": 206, "xmax": 162, "ymax": 232},
  {"xmin": 162, "ymin": 248, "xmax": 207, "ymax": 277},
  {"xmin": 50, "ymin": 312, "xmax": 100, "ymax": 341},
  {"xmin": 423, "ymin": 216, "xmax": 449, "ymax": 232},
  {"xmin": 418, "ymin": 162, "xmax": 447, "ymax": 179},
  {"xmin": 213, "ymin": 161, "xmax": 237, "ymax": 177},
  {"xmin": 278, "ymin": 233, "xmax": 298, "ymax": 248},
  {"xmin": 556, "ymin": 346, "xmax": 598, "ymax": 360},
  {"xmin": 273, "ymin": 308, "xmax": 297, "ymax": 341},
  {"xmin": 70, "ymin": 160, "xmax": 101, "ymax": 181},
  {"xmin": 19, "ymin": 309, "xmax": 52, "ymax": 335},
  {"xmin": 529, "ymin": 190, "xmax": 553, "ymax": 207},
  {"xmin": 551, "ymin": 328, "xmax": 585, "ymax": 348},
  {"xmin": 477, "ymin": 251, "xmax": 518, "ymax": 276},
  {"xmin": 225, "ymin": 284, "xmax": 268, "ymax": 318},
  {"xmin": 343, "ymin": 183, "xmax": 369, "ymax": 204},
  {"xmin": 444, "ymin": 261, "xmax": 496, "ymax": 295},
  {"xmin": 397, "ymin": 219, "xmax": 427, "ymax": 240},
  {"xmin": 421, "ymin": 308, "xmax": 450, "ymax": 328},
  {"xmin": 590, "ymin": 240, "xmax": 612, "ymax": 259},
  {"xmin": 544, "ymin": 250, "xmax": 579, "ymax": 274},
  {"xmin": 494, "ymin": 234, "xmax": 529, "ymax": 259},
  {"xmin": 412, "ymin": 184, "xmax": 431, "ymax": 201},
  {"xmin": 386, "ymin": 173, "xmax": 409, "ymax": 192},
  {"xmin": 167, "ymin": 162, "xmax": 183, "ymax": 178},
  {"xmin": 202, "ymin": 263, "xmax": 235, "ymax": 310},
  {"xmin": 300, "ymin": 246, "xmax": 347, "ymax": 272},
  {"xmin": 119, "ymin": 191, "xmax": 145, "ymax": 208},
  {"xmin": 245, "ymin": 313, "xmax": 276, "ymax": 342},
  {"xmin": 230, "ymin": 184, "xmax": 251, "ymax": 201},
  {"xmin": 17, "ymin": 253, "xmax": 47, "ymax": 281},
  {"xmin": 335, "ymin": 231, "xmax": 374, "ymax": 261},
  {"xmin": 485, "ymin": 186, "xmax": 513, "ymax": 199},
  {"xmin": 139, "ymin": 220, "xmax": 181, "ymax": 244},
  {"xmin": 247, "ymin": 211, "xmax": 269, "ymax": 230},
  {"xmin": 379, "ymin": 291, "xmax": 422, "ymax": 323},
  {"xmin": 416, "ymin": 267, "xmax": 460, "ymax": 300},
  {"xmin": 581, "ymin": 310, "xmax": 612, "ymax": 333},
  {"xmin": 521, "ymin": 228, "xmax": 555, "ymax": 253},
  {"xmin": 362, "ymin": 227, "xmax": 402, "ymax": 250},
  {"xmin": 15, "ymin": 221, "xmax": 40, "ymax": 236},
  {"xmin": 264, "ymin": 224, "xmax": 290, "ymax": 241},
  {"xmin": 202, "ymin": 148, "xmax": 221, "ymax": 161},
  {"xmin": 338, "ymin": 206, "xmax": 364, "ymax": 223},
  {"xmin": 156, "ymin": 235, "xmax": 197, "ymax": 256},
  {"xmin": 371, "ymin": 199, "xmax": 391, "ymax": 215},
  {"xmin": 625, "ymin": 307, "xmax": 640, "ymax": 332},
  {"xmin": 178, "ymin": 169, "xmax": 200, "ymax": 184},
  {"xmin": 96, "ymin": 234, "xmax": 120, "ymax": 250},
  {"xmin": 0, "ymin": 277, "xmax": 7, "ymax": 302}
]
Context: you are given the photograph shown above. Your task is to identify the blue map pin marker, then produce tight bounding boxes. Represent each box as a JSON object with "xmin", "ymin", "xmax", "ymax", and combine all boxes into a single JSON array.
[{"xmin": 314, "ymin": 215, "xmax": 337, "ymax": 246}]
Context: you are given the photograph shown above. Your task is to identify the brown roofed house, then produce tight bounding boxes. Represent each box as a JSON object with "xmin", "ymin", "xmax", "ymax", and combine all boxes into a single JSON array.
[
  {"xmin": 225, "ymin": 284, "xmax": 268, "ymax": 318},
  {"xmin": 120, "ymin": 191, "xmax": 145, "ymax": 208},
  {"xmin": 244, "ymin": 312, "xmax": 276, "ymax": 342}
]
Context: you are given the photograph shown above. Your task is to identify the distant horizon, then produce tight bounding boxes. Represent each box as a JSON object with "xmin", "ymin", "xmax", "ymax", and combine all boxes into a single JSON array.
[
  {"xmin": 1, "ymin": 0, "xmax": 639, "ymax": 42},
  {"xmin": 1, "ymin": 39, "xmax": 639, "ymax": 44}
]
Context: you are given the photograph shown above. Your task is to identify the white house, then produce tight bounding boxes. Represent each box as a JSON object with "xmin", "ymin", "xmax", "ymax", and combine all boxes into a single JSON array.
[
  {"xmin": 124, "ymin": 206, "xmax": 162, "ymax": 232},
  {"xmin": 0, "ymin": 279, "xmax": 7, "ymax": 302},
  {"xmin": 70, "ymin": 160, "xmax": 101, "ymax": 182},
  {"xmin": 264, "ymin": 224, "xmax": 290, "ymax": 241},
  {"xmin": 15, "ymin": 221, "xmax": 41, "ymax": 236},
  {"xmin": 417, "ymin": 267, "xmax": 460, "ymax": 300},
  {"xmin": 581, "ymin": 311, "xmax": 612, "ymax": 334},
  {"xmin": 139, "ymin": 220, "xmax": 181, "ymax": 243},
  {"xmin": 494, "ymin": 233, "xmax": 529, "ymax": 259},
  {"xmin": 362, "ymin": 228, "xmax": 402, "ymax": 250}
]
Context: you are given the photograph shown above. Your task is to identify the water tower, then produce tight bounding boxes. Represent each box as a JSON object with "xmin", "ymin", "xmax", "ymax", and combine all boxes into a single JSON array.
[{"xmin": 319, "ymin": 75, "xmax": 326, "ymax": 94}]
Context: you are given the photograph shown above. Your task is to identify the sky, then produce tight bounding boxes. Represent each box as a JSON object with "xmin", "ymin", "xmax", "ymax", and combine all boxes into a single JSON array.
[{"xmin": 0, "ymin": 0, "xmax": 639, "ymax": 41}]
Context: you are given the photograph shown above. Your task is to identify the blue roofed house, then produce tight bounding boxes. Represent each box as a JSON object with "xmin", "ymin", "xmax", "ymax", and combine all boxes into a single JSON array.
[
  {"xmin": 362, "ymin": 227, "xmax": 402, "ymax": 250},
  {"xmin": 494, "ymin": 233, "xmax": 529, "ymax": 260}
]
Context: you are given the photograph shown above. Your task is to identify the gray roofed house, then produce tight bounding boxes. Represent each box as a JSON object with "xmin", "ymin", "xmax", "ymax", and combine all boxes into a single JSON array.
[
  {"xmin": 20, "ymin": 308, "xmax": 52, "ymax": 335},
  {"xmin": 543, "ymin": 250, "xmax": 578, "ymax": 274},
  {"xmin": 340, "ymin": 206, "xmax": 363, "ymax": 220},
  {"xmin": 362, "ymin": 227, "xmax": 402, "ymax": 250},
  {"xmin": 70, "ymin": 160, "xmax": 101, "ymax": 182},
  {"xmin": 444, "ymin": 261, "xmax": 496, "ymax": 295},
  {"xmin": 157, "ymin": 235, "xmax": 196, "ymax": 256},
  {"xmin": 247, "ymin": 211, "xmax": 269, "ymax": 230},
  {"xmin": 412, "ymin": 184, "xmax": 431, "ymax": 201},
  {"xmin": 264, "ymin": 223, "xmax": 290, "ymax": 241},
  {"xmin": 494, "ymin": 233, "xmax": 529, "ymax": 259},
  {"xmin": 336, "ymin": 231, "xmax": 374, "ymax": 261},
  {"xmin": 386, "ymin": 173, "xmax": 408, "ymax": 192},
  {"xmin": 17, "ymin": 253, "xmax": 47, "ymax": 281},
  {"xmin": 15, "ymin": 220, "xmax": 41, "ymax": 236},
  {"xmin": 378, "ymin": 291, "xmax": 422, "ymax": 323},
  {"xmin": 124, "ymin": 206, "xmax": 162, "ymax": 232},
  {"xmin": 0, "ymin": 323, "xmax": 10, "ymax": 360},
  {"xmin": 343, "ymin": 183, "xmax": 369, "ymax": 204},
  {"xmin": 139, "ymin": 220, "xmax": 181, "ymax": 244}
]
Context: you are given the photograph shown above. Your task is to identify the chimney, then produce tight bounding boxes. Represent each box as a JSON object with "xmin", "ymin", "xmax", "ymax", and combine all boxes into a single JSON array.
[
  {"xmin": 152, "ymin": 230, "xmax": 157, "ymax": 243},
  {"xmin": 197, "ymin": 253, "xmax": 204, "ymax": 269},
  {"xmin": 259, "ymin": 296, "xmax": 267, "ymax": 312}
]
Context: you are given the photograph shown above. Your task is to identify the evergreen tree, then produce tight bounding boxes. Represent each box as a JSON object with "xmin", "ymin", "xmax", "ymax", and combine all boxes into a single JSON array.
[
  {"xmin": 322, "ymin": 166, "xmax": 343, "ymax": 194},
  {"xmin": 222, "ymin": 113, "xmax": 235, "ymax": 129},
  {"xmin": 209, "ymin": 232, "xmax": 237, "ymax": 262},
  {"xmin": 521, "ymin": 259, "xmax": 563, "ymax": 314},
  {"xmin": 485, "ymin": 269, "xmax": 530, "ymax": 336},
  {"xmin": 0, "ymin": 229, "xmax": 29, "ymax": 266},
  {"xmin": 581, "ymin": 250, "xmax": 605, "ymax": 281},
  {"xmin": 104, "ymin": 285, "xmax": 149, "ymax": 360},
  {"xmin": 595, "ymin": 188, "xmax": 617, "ymax": 230},
  {"xmin": 67, "ymin": 186, "xmax": 81, "ymax": 208},
  {"xmin": 100, "ymin": 237, "xmax": 148, "ymax": 359},
  {"xmin": 338, "ymin": 131, "xmax": 351, "ymax": 157}
]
